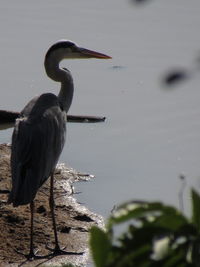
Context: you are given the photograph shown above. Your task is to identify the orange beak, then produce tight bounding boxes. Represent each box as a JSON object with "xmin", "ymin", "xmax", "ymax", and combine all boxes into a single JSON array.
[{"xmin": 78, "ymin": 47, "xmax": 112, "ymax": 59}]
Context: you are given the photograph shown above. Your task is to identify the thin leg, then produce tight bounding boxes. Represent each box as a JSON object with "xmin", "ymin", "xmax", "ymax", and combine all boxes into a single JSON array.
[
  {"xmin": 15, "ymin": 201, "xmax": 43, "ymax": 260},
  {"xmin": 49, "ymin": 173, "xmax": 60, "ymax": 251},
  {"xmin": 48, "ymin": 173, "xmax": 83, "ymax": 256},
  {"xmin": 28, "ymin": 200, "xmax": 35, "ymax": 258}
]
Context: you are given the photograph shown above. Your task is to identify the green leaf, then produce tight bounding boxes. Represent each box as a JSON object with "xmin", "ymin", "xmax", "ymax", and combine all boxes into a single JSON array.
[
  {"xmin": 162, "ymin": 249, "xmax": 187, "ymax": 267},
  {"xmin": 90, "ymin": 226, "xmax": 111, "ymax": 267},
  {"xmin": 108, "ymin": 201, "xmax": 161, "ymax": 228},
  {"xmin": 191, "ymin": 189, "xmax": 200, "ymax": 232},
  {"xmin": 108, "ymin": 200, "xmax": 188, "ymax": 230},
  {"xmin": 154, "ymin": 213, "xmax": 188, "ymax": 231},
  {"xmin": 113, "ymin": 244, "xmax": 152, "ymax": 267}
]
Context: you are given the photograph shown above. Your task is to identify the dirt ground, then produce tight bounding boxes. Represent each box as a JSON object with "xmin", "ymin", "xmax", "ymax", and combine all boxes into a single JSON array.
[{"xmin": 0, "ymin": 143, "xmax": 103, "ymax": 267}]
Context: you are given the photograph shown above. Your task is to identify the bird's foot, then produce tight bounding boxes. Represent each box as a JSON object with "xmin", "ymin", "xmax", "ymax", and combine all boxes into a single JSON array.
[
  {"xmin": 26, "ymin": 249, "xmax": 44, "ymax": 260},
  {"xmin": 14, "ymin": 248, "xmax": 45, "ymax": 260},
  {"xmin": 46, "ymin": 244, "xmax": 83, "ymax": 256}
]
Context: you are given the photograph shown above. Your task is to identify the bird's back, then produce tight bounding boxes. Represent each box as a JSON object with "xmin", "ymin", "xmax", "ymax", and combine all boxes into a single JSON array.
[{"xmin": 8, "ymin": 93, "xmax": 66, "ymax": 206}]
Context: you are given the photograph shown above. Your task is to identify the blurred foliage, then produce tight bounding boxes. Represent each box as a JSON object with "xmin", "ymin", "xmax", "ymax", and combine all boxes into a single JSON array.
[
  {"xmin": 90, "ymin": 189, "xmax": 200, "ymax": 267},
  {"xmin": 162, "ymin": 69, "xmax": 190, "ymax": 87}
]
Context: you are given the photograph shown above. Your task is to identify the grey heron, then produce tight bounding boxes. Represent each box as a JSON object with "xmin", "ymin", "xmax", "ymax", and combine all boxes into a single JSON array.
[{"xmin": 8, "ymin": 40, "xmax": 111, "ymax": 259}]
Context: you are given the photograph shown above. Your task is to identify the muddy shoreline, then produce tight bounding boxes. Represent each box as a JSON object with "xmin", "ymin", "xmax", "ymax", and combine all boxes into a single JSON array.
[{"xmin": 0, "ymin": 143, "xmax": 103, "ymax": 267}]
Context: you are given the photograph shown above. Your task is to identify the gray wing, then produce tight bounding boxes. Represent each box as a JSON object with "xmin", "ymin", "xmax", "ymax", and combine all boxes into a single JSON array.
[{"xmin": 8, "ymin": 94, "xmax": 66, "ymax": 206}]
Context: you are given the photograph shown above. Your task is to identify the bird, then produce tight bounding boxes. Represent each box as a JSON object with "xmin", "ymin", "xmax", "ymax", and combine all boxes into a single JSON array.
[{"xmin": 8, "ymin": 40, "xmax": 111, "ymax": 259}]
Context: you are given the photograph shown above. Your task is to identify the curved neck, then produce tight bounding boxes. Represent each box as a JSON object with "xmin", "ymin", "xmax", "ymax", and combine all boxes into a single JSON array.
[{"xmin": 44, "ymin": 55, "xmax": 74, "ymax": 113}]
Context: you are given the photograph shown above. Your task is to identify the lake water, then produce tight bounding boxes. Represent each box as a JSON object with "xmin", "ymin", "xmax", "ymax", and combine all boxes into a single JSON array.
[{"xmin": 1, "ymin": 0, "xmax": 200, "ymax": 228}]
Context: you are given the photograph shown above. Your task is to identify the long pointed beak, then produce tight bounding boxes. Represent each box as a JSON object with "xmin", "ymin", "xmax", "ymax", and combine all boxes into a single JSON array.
[{"xmin": 78, "ymin": 47, "xmax": 112, "ymax": 59}]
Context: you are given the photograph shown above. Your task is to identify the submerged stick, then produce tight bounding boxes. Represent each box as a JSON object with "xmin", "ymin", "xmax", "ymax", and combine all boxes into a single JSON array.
[
  {"xmin": 0, "ymin": 109, "xmax": 106, "ymax": 124},
  {"xmin": 178, "ymin": 174, "xmax": 186, "ymax": 213}
]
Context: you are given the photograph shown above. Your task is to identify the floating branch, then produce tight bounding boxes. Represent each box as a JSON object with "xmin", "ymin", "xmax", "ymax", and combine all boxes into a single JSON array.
[{"xmin": 0, "ymin": 109, "xmax": 106, "ymax": 124}]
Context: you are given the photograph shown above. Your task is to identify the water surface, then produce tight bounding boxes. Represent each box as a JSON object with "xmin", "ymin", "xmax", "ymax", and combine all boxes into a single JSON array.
[{"xmin": 1, "ymin": 1, "xmax": 200, "ymax": 220}]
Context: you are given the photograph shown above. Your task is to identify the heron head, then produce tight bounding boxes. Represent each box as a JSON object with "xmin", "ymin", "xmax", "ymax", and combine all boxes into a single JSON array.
[{"xmin": 46, "ymin": 40, "xmax": 112, "ymax": 60}]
